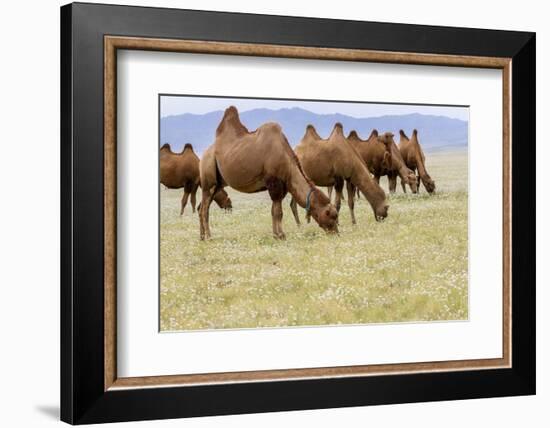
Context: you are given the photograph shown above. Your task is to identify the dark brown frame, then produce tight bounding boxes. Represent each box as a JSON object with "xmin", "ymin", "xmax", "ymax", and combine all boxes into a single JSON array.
[{"xmin": 104, "ymin": 36, "xmax": 512, "ymax": 390}]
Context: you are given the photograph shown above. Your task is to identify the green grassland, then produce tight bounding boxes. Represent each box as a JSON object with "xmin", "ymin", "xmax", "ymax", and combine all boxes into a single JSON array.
[{"xmin": 160, "ymin": 150, "xmax": 468, "ymax": 331}]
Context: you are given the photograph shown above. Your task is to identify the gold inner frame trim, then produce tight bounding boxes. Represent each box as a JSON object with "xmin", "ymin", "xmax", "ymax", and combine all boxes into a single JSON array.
[{"xmin": 104, "ymin": 35, "xmax": 512, "ymax": 391}]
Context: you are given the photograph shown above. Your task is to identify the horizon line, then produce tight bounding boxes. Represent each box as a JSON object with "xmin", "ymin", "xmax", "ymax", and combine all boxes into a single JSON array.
[{"xmin": 160, "ymin": 106, "xmax": 468, "ymax": 122}]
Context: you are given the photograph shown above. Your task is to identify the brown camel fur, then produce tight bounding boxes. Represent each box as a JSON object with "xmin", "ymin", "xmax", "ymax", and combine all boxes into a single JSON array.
[
  {"xmin": 347, "ymin": 130, "xmax": 418, "ymax": 194},
  {"xmin": 160, "ymin": 143, "xmax": 232, "ymax": 214},
  {"xmin": 290, "ymin": 123, "xmax": 389, "ymax": 225},
  {"xmin": 199, "ymin": 106, "xmax": 339, "ymax": 240},
  {"xmin": 398, "ymin": 129, "xmax": 436, "ymax": 194}
]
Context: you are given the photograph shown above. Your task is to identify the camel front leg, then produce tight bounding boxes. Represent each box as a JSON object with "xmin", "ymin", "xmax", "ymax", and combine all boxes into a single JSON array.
[
  {"xmin": 334, "ymin": 177, "xmax": 344, "ymax": 213},
  {"xmin": 327, "ymin": 185, "xmax": 333, "ymax": 202},
  {"xmin": 289, "ymin": 197, "xmax": 301, "ymax": 225},
  {"xmin": 199, "ymin": 187, "xmax": 215, "ymax": 240},
  {"xmin": 271, "ymin": 200, "xmax": 285, "ymax": 240},
  {"xmin": 346, "ymin": 180, "xmax": 357, "ymax": 225},
  {"xmin": 180, "ymin": 191, "xmax": 190, "ymax": 215}
]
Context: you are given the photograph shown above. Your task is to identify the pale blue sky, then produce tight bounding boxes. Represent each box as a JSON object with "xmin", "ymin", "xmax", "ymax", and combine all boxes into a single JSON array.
[{"xmin": 160, "ymin": 95, "xmax": 469, "ymax": 121}]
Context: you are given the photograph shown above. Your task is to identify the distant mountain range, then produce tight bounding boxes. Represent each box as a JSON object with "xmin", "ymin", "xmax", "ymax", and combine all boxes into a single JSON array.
[{"xmin": 160, "ymin": 107, "xmax": 468, "ymax": 155}]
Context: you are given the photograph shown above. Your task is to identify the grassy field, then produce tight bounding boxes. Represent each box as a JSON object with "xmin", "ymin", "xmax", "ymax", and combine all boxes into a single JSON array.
[{"xmin": 160, "ymin": 150, "xmax": 468, "ymax": 331}]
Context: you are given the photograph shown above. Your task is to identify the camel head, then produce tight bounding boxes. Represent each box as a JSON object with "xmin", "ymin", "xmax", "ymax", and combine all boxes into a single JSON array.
[
  {"xmin": 403, "ymin": 168, "xmax": 419, "ymax": 193},
  {"xmin": 377, "ymin": 131, "xmax": 395, "ymax": 147},
  {"xmin": 220, "ymin": 195, "xmax": 233, "ymax": 212},
  {"xmin": 307, "ymin": 188, "xmax": 339, "ymax": 234},
  {"xmin": 370, "ymin": 184, "xmax": 390, "ymax": 222}
]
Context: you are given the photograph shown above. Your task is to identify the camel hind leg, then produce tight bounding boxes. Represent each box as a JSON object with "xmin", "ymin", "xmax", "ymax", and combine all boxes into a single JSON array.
[
  {"xmin": 346, "ymin": 180, "xmax": 357, "ymax": 225},
  {"xmin": 190, "ymin": 183, "xmax": 199, "ymax": 213},
  {"xmin": 180, "ymin": 191, "xmax": 190, "ymax": 215},
  {"xmin": 198, "ymin": 147, "xmax": 220, "ymax": 240},
  {"xmin": 199, "ymin": 187, "xmax": 217, "ymax": 240},
  {"xmin": 289, "ymin": 197, "xmax": 301, "ymax": 226},
  {"xmin": 388, "ymin": 173, "xmax": 397, "ymax": 194}
]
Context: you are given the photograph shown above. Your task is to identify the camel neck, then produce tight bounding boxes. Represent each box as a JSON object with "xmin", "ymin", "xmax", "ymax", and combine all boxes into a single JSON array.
[
  {"xmin": 414, "ymin": 149, "xmax": 428, "ymax": 178},
  {"xmin": 288, "ymin": 164, "xmax": 315, "ymax": 209},
  {"xmin": 351, "ymin": 160, "xmax": 383, "ymax": 207}
]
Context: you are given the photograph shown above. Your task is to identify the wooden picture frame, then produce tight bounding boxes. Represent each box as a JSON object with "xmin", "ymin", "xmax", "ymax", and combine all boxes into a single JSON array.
[{"xmin": 61, "ymin": 2, "xmax": 535, "ymax": 424}]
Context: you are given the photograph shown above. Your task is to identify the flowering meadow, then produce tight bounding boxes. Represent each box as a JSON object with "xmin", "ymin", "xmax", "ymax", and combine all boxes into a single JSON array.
[{"xmin": 160, "ymin": 150, "xmax": 468, "ymax": 331}]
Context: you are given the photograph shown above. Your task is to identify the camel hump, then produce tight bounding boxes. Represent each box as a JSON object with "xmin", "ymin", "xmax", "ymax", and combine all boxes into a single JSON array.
[
  {"xmin": 304, "ymin": 124, "xmax": 321, "ymax": 139},
  {"xmin": 368, "ymin": 129, "xmax": 379, "ymax": 140},
  {"xmin": 399, "ymin": 129, "xmax": 408, "ymax": 139},
  {"xmin": 160, "ymin": 143, "xmax": 171, "ymax": 151},
  {"xmin": 216, "ymin": 105, "xmax": 248, "ymax": 136},
  {"xmin": 183, "ymin": 143, "xmax": 194, "ymax": 151},
  {"xmin": 412, "ymin": 129, "xmax": 418, "ymax": 137},
  {"xmin": 347, "ymin": 130, "xmax": 359, "ymax": 139},
  {"xmin": 329, "ymin": 123, "xmax": 344, "ymax": 138}
]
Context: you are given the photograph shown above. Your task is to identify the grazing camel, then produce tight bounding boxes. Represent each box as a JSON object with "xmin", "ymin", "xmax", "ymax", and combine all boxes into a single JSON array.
[
  {"xmin": 160, "ymin": 143, "xmax": 232, "ymax": 214},
  {"xmin": 398, "ymin": 129, "xmax": 436, "ymax": 194},
  {"xmin": 347, "ymin": 130, "xmax": 418, "ymax": 194},
  {"xmin": 199, "ymin": 106, "xmax": 339, "ymax": 240},
  {"xmin": 290, "ymin": 123, "xmax": 389, "ymax": 225},
  {"xmin": 160, "ymin": 143, "xmax": 201, "ymax": 214}
]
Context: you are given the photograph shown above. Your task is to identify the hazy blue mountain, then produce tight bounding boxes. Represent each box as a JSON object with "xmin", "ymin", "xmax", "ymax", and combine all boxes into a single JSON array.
[{"xmin": 160, "ymin": 107, "xmax": 467, "ymax": 155}]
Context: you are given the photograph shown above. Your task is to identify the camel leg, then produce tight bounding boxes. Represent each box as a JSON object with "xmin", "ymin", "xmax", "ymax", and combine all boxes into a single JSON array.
[
  {"xmin": 266, "ymin": 177, "xmax": 287, "ymax": 239},
  {"xmin": 290, "ymin": 197, "xmax": 301, "ymax": 226},
  {"xmin": 199, "ymin": 187, "xmax": 215, "ymax": 240},
  {"xmin": 374, "ymin": 175, "xmax": 380, "ymax": 185},
  {"xmin": 190, "ymin": 183, "xmax": 199, "ymax": 213},
  {"xmin": 346, "ymin": 180, "xmax": 357, "ymax": 225},
  {"xmin": 388, "ymin": 174, "xmax": 397, "ymax": 194},
  {"xmin": 417, "ymin": 174, "xmax": 421, "ymax": 193},
  {"xmin": 334, "ymin": 177, "xmax": 344, "ymax": 213},
  {"xmin": 180, "ymin": 191, "xmax": 190, "ymax": 215},
  {"xmin": 271, "ymin": 200, "xmax": 285, "ymax": 239},
  {"xmin": 327, "ymin": 185, "xmax": 333, "ymax": 202}
]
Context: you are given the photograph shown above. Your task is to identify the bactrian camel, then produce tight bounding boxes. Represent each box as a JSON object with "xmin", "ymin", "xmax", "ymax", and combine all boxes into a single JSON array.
[
  {"xmin": 199, "ymin": 106, "xmax": 339, "ymax": 240},
  {"xmin": 290, "ymin": 123, "xmax": 389, "ymax": 225},
  {"xmin": 160, "ymin": 143, "xmax": 232, "ymax": 214},
  {"xmin": 398, "ymin": 129, "xmax": 436, "ymax": 193},
  {"xmin": 347, "ymin": 130, "xmax": 418, "ymax": 194}
]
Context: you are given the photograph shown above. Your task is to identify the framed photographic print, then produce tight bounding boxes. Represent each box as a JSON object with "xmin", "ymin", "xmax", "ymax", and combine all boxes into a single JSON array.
[{"xmin": 60, "ymin": 2, "xmax": 536, "ymax": 425}]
